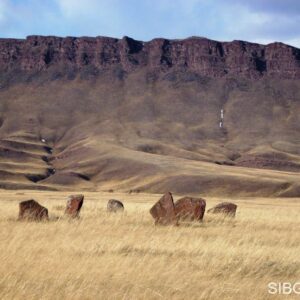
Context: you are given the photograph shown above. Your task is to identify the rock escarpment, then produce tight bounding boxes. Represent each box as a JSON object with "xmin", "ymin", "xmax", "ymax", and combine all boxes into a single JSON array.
[{"xmin": 0, "ymin": 35, "xmax": 299, "ymax": 79}]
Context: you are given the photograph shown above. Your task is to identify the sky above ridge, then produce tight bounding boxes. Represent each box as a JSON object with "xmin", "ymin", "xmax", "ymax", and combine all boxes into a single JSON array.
[{"xmin": 0, "ymin": 0, "xmax": 299, "ymax": 47}]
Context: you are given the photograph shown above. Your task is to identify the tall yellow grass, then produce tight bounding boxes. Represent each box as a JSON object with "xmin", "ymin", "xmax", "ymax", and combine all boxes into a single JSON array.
[{"xmin": 0, "ymin": 191, "xmax": 299, "ymax": 299}]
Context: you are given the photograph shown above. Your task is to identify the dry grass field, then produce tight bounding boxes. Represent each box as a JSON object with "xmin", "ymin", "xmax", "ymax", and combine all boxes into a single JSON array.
[{"xmin": 0, "ymin": 190, "xmax": 300, "ymax": 300}]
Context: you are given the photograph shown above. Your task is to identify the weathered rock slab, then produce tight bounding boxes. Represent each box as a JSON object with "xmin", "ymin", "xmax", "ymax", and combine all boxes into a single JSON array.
[
  {"xmin": 107, "ymin": 199, "xmax": 124, "ymax": 212},
  {"xmin": 18, "ymin": 199, "xmax": 48, "ymax": 221},
  {"xmin": 207, "ymin": 202, "xmax": 237, "ymax": 217},
  {"xmin": 174, "ymin": 197, "xmax": 206, "ymax": 221}
]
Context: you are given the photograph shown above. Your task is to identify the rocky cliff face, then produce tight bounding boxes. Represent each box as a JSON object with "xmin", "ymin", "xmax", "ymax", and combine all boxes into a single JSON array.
[{"xmin": 0, "ymin": 35, "xmax": 299, "ymax": 79}]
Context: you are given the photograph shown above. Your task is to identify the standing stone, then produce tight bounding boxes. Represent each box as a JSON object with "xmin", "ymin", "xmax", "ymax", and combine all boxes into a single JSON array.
[
  {"xmin": 149, "ymin": 192, "xmax": 178, "ymax": 225},
  {"xmin": 65, "ymin": 194, "xmax": 84, "ymax": 218},
  {"xmin": 18, "ymin": 199, "xmax": 48, "ymax": 221},
  {"xmin": 107, "ymin": 199, "xmax": 124, "ymax": 212},
  {"xmin": 174, "ymin": 197, "xmax": 206, "ymax": 222},
  {"xmin": 207, "ymin": 202, "xmax": 237, "ymax": 217}
]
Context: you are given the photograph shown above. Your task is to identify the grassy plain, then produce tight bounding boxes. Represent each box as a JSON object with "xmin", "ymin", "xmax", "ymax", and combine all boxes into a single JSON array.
[{"xmin": 0, "ymin": 190, "xmax": 299, "ymax": 299}]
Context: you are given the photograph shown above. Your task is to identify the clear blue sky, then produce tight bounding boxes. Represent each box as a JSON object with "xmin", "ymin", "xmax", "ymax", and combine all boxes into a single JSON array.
[{"xmin": 0, "ymin": 0, "xmax": 299, "ymax": 47}]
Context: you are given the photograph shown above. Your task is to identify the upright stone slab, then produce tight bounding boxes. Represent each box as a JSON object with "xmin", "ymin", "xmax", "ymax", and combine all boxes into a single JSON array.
[
  {"xmin": 65, "ymin": 194, "xmax": 84, "ymax": 218},
  {"xmin": 150, "ymin": 192, "xmax": 177, "ymax": 225}
]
